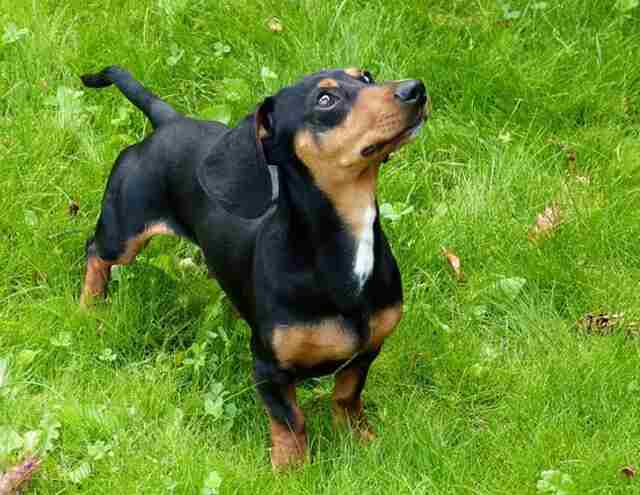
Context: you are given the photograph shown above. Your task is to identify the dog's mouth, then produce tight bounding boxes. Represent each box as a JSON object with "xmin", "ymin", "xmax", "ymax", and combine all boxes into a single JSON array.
[{"xmin": 361, "ymin": 107, "xmax": 427, "ymax": 159}]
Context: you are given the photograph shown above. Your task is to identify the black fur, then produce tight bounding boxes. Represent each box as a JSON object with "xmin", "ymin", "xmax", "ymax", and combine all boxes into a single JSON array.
[{"xmin": 81, "ymin": 65, "xmax": 179, "ymax": 128}]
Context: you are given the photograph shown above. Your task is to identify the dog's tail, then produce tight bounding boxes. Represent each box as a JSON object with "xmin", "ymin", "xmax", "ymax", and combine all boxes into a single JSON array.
[{"xmin": 80, "ymin": 65, "xmax": 180, "ymax": 128}]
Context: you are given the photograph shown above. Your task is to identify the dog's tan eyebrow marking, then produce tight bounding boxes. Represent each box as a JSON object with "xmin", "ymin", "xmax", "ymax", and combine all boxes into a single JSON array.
[
  {"xmin": 318, "ymin": 78, "xmax": 340, "ymax": 88},
  {"xmin": 344, "ymin": 68, "xmax": 362, "ymax": 78}
]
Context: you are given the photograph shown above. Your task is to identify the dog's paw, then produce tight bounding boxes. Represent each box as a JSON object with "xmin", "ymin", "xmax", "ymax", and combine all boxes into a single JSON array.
[{"xmin": 270, "ymin": 430, "xmax": 308, "ymax": 472}]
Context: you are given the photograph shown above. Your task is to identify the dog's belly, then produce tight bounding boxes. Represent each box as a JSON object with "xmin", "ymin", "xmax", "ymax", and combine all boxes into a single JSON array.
[{"xmin": 271, "ymin": 304, "xmax": 402, "ymax": 370}]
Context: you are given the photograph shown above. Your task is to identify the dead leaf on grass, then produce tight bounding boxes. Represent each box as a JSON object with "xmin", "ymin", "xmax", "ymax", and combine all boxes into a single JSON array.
[
  {"xmin": 68, "ymin": 200, "xmax": 79, "ymax": 217},
  {"xmin": 0, "ymin": 456, "xmax": 41, "ymax": 495},
  {"xmin": 566, "ymin": 149, "xmax": 577, "ymax": 172},
  {"xmin": 441, "ymin": 247, "xmax": 464, "ymax": 282},
  {"xmin": 577, "ymin": 312, "xmax": 624, "ymax": 335},
  {"xmin": 266, "ymin": 17, "xmax": 283, "ymax": 32},
  {"xmin": 577, "ymin": 312, "xmax": 640, "ymax": 338},
  {"xmin": 575, "ymin": 175, "xmax": 591, "ymax": 185},
  {"xmin": 31, "ymin": 271, "xmax": 48, "ymax": 285},
  {"xmin": 621, "ymin": 466, "xmax": 637, "ymax": 479},
  {"xmin": 547, "ymin": 137, "xmax": 583, "ymax": 176},
  {"xmin": 528, "ymin": 203, "xmax": 563, "ymax": 243},
  {"xmin": 624, "ymin": 321, "xmax": 640, "ymax": 339}
]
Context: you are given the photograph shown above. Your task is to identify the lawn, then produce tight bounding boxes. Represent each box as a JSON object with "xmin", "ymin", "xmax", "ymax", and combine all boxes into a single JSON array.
[{"xmin": 1, "ymin": 0, "xmax": 640, "ymax": 493}]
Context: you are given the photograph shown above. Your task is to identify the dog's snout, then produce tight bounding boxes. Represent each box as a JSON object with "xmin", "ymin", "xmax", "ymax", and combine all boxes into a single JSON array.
[{"xmin": 394, "ymin": 80, "xmax": 427, "ymax": 105}]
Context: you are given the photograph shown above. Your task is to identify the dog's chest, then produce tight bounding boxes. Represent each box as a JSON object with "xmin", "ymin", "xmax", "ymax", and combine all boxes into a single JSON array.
[
  {"xmin": 352, "ymin": 206, "xmax": 376, "ymax": 290},
  {"xmin": 271, "ymin": 304, "xmax": 402, "ymax": 370}
]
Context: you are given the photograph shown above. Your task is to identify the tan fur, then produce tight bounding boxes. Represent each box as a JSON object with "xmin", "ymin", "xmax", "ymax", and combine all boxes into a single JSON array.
[
  {"xmin": 332, "ymin": 367, "xmax": 375, "ymax": 441},
  {"xmin": 271, "ymin": 303, "xmax": 402, "ymax": 369},
  {"xmin": 80, "ymin": 256, "xmax": 112, "ymax": 307},
  {"xmin": 272, "ymin": 319, "xmax": 360, "ymax": 368},
  {"xmin": 328, "ymin": 302, "xmax": 403, "ymax": 440},
  {"xmin": 80, "ymin": 222, "xmax": 175, "ymax": 306},
  {"xmin": 258, "ymin": 125, "xmax": 270, "ymax": 139},
  {"xmin": 268, "ymin": 384, "xmax": 308, "ymax": 470},
  {"xmin": 332, "ymin": 367, "xmax": 362, "ymax": 412},
  {"xmin": 293, "ymin": 84, "xmax": 414, "ymax": 239},
  {"xmin": 117, "ymin": 222, "xmax": 175, "ymax": 264},
  {"xmin": 344, "ymin": 67, "xmax": 363, "ymax": 78},
  {"xmin": 368, "ymin": 303, "xmax": 403, "ymax": 349},
  {"xmin": 318, "ymin": 78, "xmax": 339, "ymax": 88},
  {"xmin": 270, "ymin": 419, "xmax": 308, "ymax": 469}
]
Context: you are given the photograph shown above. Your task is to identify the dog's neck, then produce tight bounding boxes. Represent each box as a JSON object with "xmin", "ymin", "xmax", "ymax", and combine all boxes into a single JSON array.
[
  {"xmin": 308, "ymin": 165, "xmax": 379, "ymax": 292},
  {"xmin": 264, "ymin": 137, "xmax": 380, "ymax": 298}
]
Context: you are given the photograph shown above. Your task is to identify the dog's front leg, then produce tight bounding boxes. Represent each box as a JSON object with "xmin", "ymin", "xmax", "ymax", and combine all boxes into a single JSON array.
[
  {"xmin": 254, "ymin": 360, "xmax": 308, "ymax": 470},
  {"xmin": 332, "ymin": 351, "xmax": 378, "ymax": 441}
]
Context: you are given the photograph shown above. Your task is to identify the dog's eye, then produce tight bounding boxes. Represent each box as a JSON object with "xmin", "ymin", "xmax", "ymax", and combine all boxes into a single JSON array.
[
  {"xmin": 361, "ymin": 71, "xmax": 374, "ymax": 84},
  {"xmin": 317, "ymin": 92, "xmax": 338, "ymax": 108}
]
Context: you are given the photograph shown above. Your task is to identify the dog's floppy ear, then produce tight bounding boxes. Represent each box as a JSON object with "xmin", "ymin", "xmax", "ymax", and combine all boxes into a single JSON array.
[
  {"xmin": 257, "ymin": 96, "xmax": 274, "ymax": 139},
  {"xmin": 197, "ymin": 100, "xmax": 278, "ymax": 219}
]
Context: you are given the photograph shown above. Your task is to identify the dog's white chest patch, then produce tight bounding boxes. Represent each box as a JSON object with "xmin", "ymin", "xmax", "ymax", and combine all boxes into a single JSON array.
[{"xmin": 353, "ymin": 206, "xmax": 376, "ymax": 290}]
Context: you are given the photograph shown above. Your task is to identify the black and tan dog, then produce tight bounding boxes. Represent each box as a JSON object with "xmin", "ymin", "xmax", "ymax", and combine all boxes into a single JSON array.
[{"xmin": 79, "ymin": 65, "xmax": 429, "ymax": 468}]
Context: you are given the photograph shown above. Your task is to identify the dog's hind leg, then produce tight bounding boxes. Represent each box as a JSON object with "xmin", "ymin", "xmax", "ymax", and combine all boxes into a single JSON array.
[
  {"xmin": 80, "ymin": 221, "xmax": 176, "ymax": 307},
  {"xmin": 80, "ymin": 147, "xmax": 180, "ymax": 307},
  {"xmin": 80, "ymin": 237, "xmax": 113, "ymax": 307}
]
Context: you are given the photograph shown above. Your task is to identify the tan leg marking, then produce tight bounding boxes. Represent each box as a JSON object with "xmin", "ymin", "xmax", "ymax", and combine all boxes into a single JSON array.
[
  {"xmin": 80, "ymin": 256, "xmax": 112, "ymax": 307},
  {"xmin": 329, "ymin": 304, "xmax": 402, "ymax": 439},
  {"xmin": 368, "ymin": 303, "xmax": 403, "ymax": 350},
  {"xmin": 332, "ymin": 367, "xmax": 375, "ymax": 442},
  {"xmin": 116, "ymin": 222, "xmax": 176, "ymax": 264},
  {"xmin": 80, "ymin": 222, "xmax": 175, "ymax": 307},
  {"xmin": 269, "ymin": 384, "xmax": 308, "ymax": 470}
]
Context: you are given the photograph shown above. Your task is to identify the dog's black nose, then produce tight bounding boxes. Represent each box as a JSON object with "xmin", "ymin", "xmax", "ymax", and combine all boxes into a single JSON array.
[{"xmin": 394, "ymin": 80, "xmax": 427, "ymax": 105}]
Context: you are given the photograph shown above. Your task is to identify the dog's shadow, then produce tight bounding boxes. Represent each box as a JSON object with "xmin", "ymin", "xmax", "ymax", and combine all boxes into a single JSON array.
[{"xmin": 101, "ymin": 258, "xmax": 246, "ymax": 358}]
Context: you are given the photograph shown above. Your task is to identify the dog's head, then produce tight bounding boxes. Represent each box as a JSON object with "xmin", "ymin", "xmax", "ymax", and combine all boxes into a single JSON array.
[
  {"xmin": 200, "ymin": 68, "xmax": 429, "ymax": 221},
  {"xmin": 259, "ymin": 68, "xmax": 430, "ymax": 182},
  {"xmin": 254, "ymin": 68, "xmax": 429, "ymax": 234}
]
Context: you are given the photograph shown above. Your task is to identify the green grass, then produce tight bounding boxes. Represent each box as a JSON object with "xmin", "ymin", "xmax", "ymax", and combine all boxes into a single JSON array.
[{"xmin": 1, "ymin": 0, "xmax": 640, "ymax": 493}]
